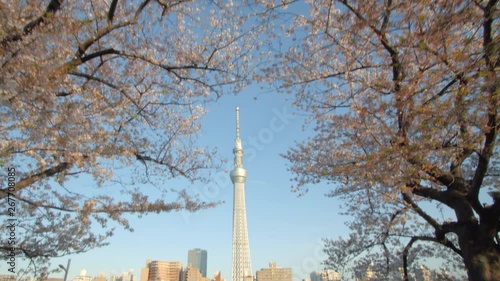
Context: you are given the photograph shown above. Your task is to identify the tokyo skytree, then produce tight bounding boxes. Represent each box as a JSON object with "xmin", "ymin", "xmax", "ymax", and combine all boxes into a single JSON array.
[{"xmin": 230, "ymin": 107, "xmax": 253, "ymax": 281}]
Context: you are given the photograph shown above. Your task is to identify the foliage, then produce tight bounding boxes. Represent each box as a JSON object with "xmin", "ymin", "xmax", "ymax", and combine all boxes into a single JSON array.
[
  {"xmin": 0, "ymin": 0, "xmax": 261, "ymax": 276},
  {"xmin": 266, "ymin": 0, "xmax": 499, "ymax": 279}
]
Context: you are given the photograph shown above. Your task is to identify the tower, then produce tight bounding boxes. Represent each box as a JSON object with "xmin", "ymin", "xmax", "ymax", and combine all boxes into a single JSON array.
[
  {"xmin": 230, "ymin": 107, "xmax": 252, "ymax": 281},
  {"xmin": 187, "ymin": 248, "xmax": 207, "ymax": 277}
]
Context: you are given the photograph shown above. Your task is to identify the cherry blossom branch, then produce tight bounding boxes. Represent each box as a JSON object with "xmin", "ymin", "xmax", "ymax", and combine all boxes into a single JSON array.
[
  {"xmin": 380, "ymin": 0, "xmax": 392, "ymax": 33},
  {"xmin": 402, "ymin": 235, "xmax": 462, "ymax": 281},
  {"xmin": 1, "ymin": 0, "xmax": 63, "ymax": 45},
  {"xmin": 68, "ymin": 70, "xmax": 152, "ymax": 123},
  {"xmin": 401, "ymin": 191, "xmax": 442, "ymax": 229},
  {"xmin": 340, "ymin": 0, "xmax": 409, "ymax": 142},
  {"xmin": 70, "ymin": 48, "xmax": 228, "ymax": 98},
  {"xmin": 12, "ymin": 194, "xmax": 203, "ymax": 214},
  {"xmin": 116, "ymin": 50, "xmax": 224, "ymax": 72},
  {"xmin": 469, "ymin": 0, "xmax": 499, "ymax": 215},
  {"xmin": 135, "ymin": 152, "xmax": 211, "ymax": 182},
  {"xmin": 422, "ymin": 78, "xmax": 458, "ymax": 106},
  {"xmin": 483, "ymin": 0, "xmax": 499, "ymax": 70},
  {"xmin": 402, "ymin": 236, "xmax": 432, "ymax": 281},
  {"xmin": 281, "ymin": 65, "xmax": 381, "ymax": 87},
  {"xmin": 399, "ymin": 192, "xmax": 465, "ymax": 256},
  {"xmin": 404, "ymin": 156, "xmax": 455, "ymax": 188},
  {"xmin": 107, "ymin": 0, "xmax": 119, "ymax": 24},
  {"xmin": 67, "ymin": 0, "xmax": 153, "ymax": 66},
  {"xmin": 380, "ymin": 208, "xmax": 402, "ymax": 274},
  {"xmin": 0, "ymin": 162, "xmax": 73, "ymax": 199}
]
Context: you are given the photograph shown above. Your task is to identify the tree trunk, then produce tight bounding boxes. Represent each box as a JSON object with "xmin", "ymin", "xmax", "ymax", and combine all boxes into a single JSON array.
[
  {"xmin": 459, "ymin": 223, "xmax": 500, "ymax": 281},
  {"xmin": 464, "ymin": 249, "xmax": 500, "ymax": 280}
]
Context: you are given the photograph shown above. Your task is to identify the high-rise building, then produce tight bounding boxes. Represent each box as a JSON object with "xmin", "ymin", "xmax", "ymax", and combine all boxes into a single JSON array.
[
  {"xmin": 141, "ymin": 260, "xmax": 183, "ymax": 281},
  {"xmin": 230, "ymin": 107, "xmax": 252, "ymax": 281},
  {"xmin": 187, "ymin": 249, "xmax": 207, "ymax": 277},
  {"xmin": 256, "ymin": 262, "xmax": 292, "ymax": 281}
]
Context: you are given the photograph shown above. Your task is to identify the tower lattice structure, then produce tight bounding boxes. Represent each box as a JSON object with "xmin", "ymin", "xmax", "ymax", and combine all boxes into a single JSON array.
[{"xmin": 230, "ymin": 107, "xmax": 252, "ymax": 281}]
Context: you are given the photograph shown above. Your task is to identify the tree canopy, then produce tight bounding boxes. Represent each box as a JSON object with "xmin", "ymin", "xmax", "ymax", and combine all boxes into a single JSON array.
[
  {"xmin": 266, "ymin": 0, "xmax": 499, "ymax": 280},
  {"xmin": 0, "ymin": 0, "xmax": 260, "ymax": 275}
]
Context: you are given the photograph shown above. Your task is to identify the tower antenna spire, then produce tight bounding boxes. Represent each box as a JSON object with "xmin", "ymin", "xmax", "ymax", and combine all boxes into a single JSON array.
[
  {"xmin": 236, "ymin": 106, "xmax": 240, "ymax": 140},
  {"xmin": 233, "ymin": 106, "xmax": 243, "ymax": 168}
]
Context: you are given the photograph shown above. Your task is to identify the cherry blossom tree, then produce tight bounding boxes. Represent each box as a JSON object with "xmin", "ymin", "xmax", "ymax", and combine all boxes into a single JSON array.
[
  {"xmin": 266, "ymin": 0, "xmax": 499, "ymax": 280},
  {"xmin": 0, "ymin": 0, "xmax": 261, "ymax": 276}
]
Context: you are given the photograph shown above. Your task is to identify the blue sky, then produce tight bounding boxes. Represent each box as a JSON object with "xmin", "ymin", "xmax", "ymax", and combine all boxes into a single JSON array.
[{"xmin": 2, "ymin": 85, "xmax": 349, "ymax": 281}]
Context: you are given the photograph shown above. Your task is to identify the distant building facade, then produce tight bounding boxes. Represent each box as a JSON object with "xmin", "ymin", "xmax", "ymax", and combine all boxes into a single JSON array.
[
  {"xmin": 109, "ymin": 270, "xmax": 134, "ymax": 281},
  {"xmin": 92, "ymin": 273, "xmax": 106, "ymax": 281},
  {"xmin": 0, "ymin": 275, "xmax": 16, "ymax": 281},
  {"xmin": 182, "ymin": 265, "xmax": 201, "ymax": 281},
  {"xmin": 141, "ymin": 260, "xmax": 183, "ymax": 281},
  {"xmin": 310, "ymin": 270, "xmax": 340, "ymax": 281},
  {"xmin": 46, "ymin": 278, "xmax": 64, "ymax": 281},
  {"xmin": 256, "ymin": 262, "xmax": 292, "ymax": 281},
  {"xmin": 73, "ymin": 270, "xmax": 93, "ymax": 281},
  {"xmin": 187, "ymin": 249, "xmax": 207, "ymax": 278}
]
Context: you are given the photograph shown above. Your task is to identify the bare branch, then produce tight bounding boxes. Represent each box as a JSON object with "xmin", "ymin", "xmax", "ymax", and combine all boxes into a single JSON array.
[
  {"xmin": 402, "ymin": 235, "xmax": 462, "ymax": 281},
  {"xmin": 401, "ymin": 191, "xmax": 442, "ymax": 230}
]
